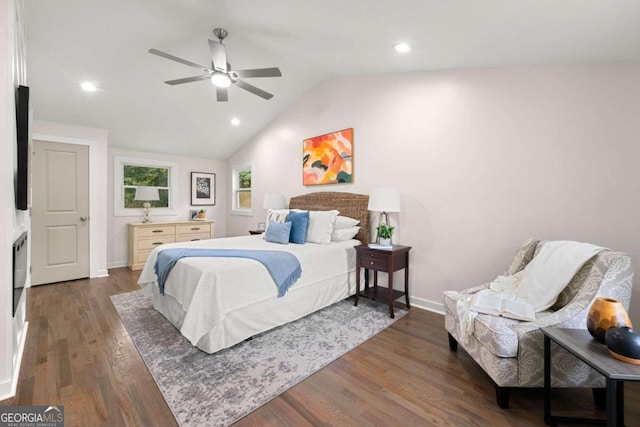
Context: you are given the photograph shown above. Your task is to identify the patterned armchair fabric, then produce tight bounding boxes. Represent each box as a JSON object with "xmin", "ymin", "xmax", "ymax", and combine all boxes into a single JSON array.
[{"xmin": 443, "ymin": 239, "xmax": 634, "ymax": 407}]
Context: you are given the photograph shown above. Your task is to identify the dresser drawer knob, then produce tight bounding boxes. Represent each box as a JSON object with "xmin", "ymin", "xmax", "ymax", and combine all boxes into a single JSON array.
[
  {"xmin": 152, "ymin": 242, "xmax": 163, "ymax": 246},
  {"xmin": 191, "ymin": 227, "xmax": 200, "ymax": 231},
  {"xmin": 370, "ymin": 261, "xmax": 375, "ymax": 265},
  {"xmin": 191, "ymin": 238, "xmax": 200, "ymax": 241},
  {"xmin": 152, "ymin": 230, "xmax": 163, "ymax": 233}
]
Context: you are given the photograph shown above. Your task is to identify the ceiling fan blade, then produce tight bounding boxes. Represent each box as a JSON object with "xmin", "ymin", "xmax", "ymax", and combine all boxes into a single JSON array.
[
  {"xmin": 149, "ymin": 48, "xmax": 213, "ymax": 73},
  {"xmin": 232, "ymin": 67, "xmax": 282, "ymax": 79},
  {"xmin": 216, "ymin": 86, "xmax": 228, "ymax": 102},
  {"xmin": 164, "ymin": 74, "xmax": 211, "ymax": 85},
  {"xmin": 208, "ymin": 39, "xmax": 228, "ymax": 73},
  {"xmin": 234, "ymin": 79, "xmax": 274, "ymax": 100}
]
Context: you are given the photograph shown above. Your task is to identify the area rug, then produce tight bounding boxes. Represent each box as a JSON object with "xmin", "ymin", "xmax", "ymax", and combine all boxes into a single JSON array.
[{"xmin": 111, "ymin": 290, "xmax": 406, "ymax": 426}]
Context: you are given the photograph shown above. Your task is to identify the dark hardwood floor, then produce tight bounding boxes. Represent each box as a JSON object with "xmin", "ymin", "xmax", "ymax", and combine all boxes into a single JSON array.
[{"xmin": 2, "ymin": 267, "xmax": 640, "ymax": 426}]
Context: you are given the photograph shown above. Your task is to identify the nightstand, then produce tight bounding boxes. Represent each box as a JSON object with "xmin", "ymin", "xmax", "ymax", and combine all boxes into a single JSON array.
[
  {"xmin": 354, "ymin": 244, "xmax": 411, "ymax": 318},
  {"xmin": 248, "ymin": 230, "xmax": 264, "ymax": 235}
]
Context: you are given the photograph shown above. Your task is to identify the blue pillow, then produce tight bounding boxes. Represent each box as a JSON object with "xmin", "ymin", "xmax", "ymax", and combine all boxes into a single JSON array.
[
  {"xmin": 286, "ymin": 210, "xmax": 309, "ymax": 244},
  {"xmin": 265, "ymin": 221, "xmax": 292, "ymax": 244}
]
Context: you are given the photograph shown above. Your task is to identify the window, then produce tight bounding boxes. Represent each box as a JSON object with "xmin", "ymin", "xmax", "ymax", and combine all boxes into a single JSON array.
[
  {"xmin": 231, "ymin": 162, "xmax": 254, "ymax": 216},
  {"xmin": 123, "ymin": 165, "xmax": 169, "ymax": 208},
  {"xmin": 114, "ymin": 156, "xmax": 178, "ymax": 216}
]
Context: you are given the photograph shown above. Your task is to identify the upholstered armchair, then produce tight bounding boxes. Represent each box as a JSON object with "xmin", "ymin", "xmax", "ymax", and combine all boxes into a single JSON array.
[{"xmin": 443, "ymin": 239, "xmax": 634, "ymax": 408}]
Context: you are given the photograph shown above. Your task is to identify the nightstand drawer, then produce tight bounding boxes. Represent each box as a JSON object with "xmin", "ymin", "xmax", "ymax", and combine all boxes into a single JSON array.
[
  {"xmin": 136, "ymin": 225, "xmax": 176, "ymax": 238},
  {"xmin": 362, "ymin": 256, "xmax": 387, "ymax": 271}
]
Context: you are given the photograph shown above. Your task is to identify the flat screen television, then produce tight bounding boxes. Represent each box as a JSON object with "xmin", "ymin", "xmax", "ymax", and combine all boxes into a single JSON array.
[{"xmin": 15, "ymin": 85, "xmax": 30, "ymax": 210}]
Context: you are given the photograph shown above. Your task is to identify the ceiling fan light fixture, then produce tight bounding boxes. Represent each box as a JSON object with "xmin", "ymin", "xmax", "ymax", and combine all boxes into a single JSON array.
[{"xmin": 211, "ymin": 72, "xmax": 231, "ymax": 88}]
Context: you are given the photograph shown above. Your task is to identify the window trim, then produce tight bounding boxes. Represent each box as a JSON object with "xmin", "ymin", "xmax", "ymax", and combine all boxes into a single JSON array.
[
  {"xmin": 113, "ymin": 156, "xmax": 178, "ymax": 217},
  {"xmin": 231, "ymin": 161, "xmax": 254, "ymax": 216}
]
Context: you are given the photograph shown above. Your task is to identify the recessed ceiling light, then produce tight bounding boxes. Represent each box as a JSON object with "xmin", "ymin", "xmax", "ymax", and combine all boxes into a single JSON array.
[
  {"xmin": 230, "ymin": 117, "xmax": 240, "ymax": 126},
  {"xmin": 81, "ymin": 81, "xmax": 97, "ymax": 92},
  {"xmin": 394, "ymin": 43, "xmax": 411, "ymax": 53}
]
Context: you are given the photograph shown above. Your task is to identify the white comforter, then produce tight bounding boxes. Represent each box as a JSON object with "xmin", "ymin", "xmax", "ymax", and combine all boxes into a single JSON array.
[{"xmin": 138, "ymin": 235, "xmax": 359, "ymax": 352}]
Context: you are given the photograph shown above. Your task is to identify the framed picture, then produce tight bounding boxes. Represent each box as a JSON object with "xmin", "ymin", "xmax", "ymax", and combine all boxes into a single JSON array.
[
  {"xmin": 303, "ymin": 128, "xmax": 353, "ymax": 185},
  {"xmin": 191, "ymin": 172, "xmax": 216, "ymax": 206},
  {"xmin": 189, "ymin": 209, "xmax": 199, "ymax": 221}
]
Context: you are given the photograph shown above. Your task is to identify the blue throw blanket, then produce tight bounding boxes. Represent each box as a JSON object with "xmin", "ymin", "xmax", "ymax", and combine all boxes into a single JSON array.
[{"xmin": 154, "ymin": 248, "xmax": 302, "ymax": 297}]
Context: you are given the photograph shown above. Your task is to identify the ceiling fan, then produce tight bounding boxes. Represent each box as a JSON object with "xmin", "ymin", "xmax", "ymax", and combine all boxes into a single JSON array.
[{"xmin": 149, "ymin": 28, "xmax": 282, "ymax": 102}]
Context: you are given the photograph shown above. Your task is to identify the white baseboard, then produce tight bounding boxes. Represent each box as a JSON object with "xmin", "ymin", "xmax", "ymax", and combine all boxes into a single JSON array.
[
  {"xmin": 94, "ymin": 269, "xmax": 109, "ymax": 278},
  {"xmin": 0, "ymin": 377, "xmax": 11, "ymax": 401},
  {"xmin": 406, "ymin": 296, "xmax": 445, "ymax": 315},
  {"xmin": 107, "ymin": 260, "xmax": 128, "ymax": 269},
  {"xmin": 0, "ymin": 321, "xmax": 29, "ymax": 401}
]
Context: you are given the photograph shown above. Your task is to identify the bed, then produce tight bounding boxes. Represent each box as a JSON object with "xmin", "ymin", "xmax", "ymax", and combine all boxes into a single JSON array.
[{"xmin": 137, "ymin": 192, "xmax": 370, "ymax": 354}]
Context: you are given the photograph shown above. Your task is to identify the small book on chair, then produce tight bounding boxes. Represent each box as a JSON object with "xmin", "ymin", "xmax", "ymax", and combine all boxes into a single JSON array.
[{"xmin": 471, "ymin": 293, "xmax": 536, "ymax": 321}]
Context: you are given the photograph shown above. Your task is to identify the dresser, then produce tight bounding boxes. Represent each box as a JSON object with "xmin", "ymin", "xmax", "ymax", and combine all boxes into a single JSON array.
[{"xmin": 127, "ymin": 220, "xmax": 214, "ymax": 270}]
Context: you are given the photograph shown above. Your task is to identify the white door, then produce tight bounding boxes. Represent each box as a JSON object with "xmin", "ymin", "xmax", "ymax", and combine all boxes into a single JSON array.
[{"xmin": 31, "ymin": 140, "xmax": 90, "ymax": 285}]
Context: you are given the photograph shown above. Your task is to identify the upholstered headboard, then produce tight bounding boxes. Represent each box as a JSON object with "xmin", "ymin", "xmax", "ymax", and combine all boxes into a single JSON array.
[{"xmin": 289, "ymin": 192, "xmax": 370, "ymax": 244}]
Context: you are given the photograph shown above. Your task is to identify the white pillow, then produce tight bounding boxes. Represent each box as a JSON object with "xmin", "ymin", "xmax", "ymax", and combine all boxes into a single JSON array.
[
  {"xmin": 334, "ymin": 215, "xmax": 360, "ymax": 230},
  {"xmin": 264, "ymin": 209, "xmax": 289, "ymax": 234},
  {"xmin": 305, "ymin": 210, "xmax": 339, "ymax": 244},
  {"xmin": 331, "ymin": 226, "xmax": 360, "ymax": 242}
]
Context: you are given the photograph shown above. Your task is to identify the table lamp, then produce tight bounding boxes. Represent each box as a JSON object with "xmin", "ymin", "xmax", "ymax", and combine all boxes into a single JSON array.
[
  {"xmin": 135, "ymin": 186, "xmax": 160, "ymax": 223},
  {"xmin": 263, "ymin": 193, "xmax": 286, "ymax": 210},
  {"xmin": 368, "ymin": 189, "xmax": 401, "ymax": 244}
]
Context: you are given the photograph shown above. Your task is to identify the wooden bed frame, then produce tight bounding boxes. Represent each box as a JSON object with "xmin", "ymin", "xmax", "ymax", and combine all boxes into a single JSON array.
[{"xmin": 288, "ymin": 192, "xmax": 371, "ymax": 244}]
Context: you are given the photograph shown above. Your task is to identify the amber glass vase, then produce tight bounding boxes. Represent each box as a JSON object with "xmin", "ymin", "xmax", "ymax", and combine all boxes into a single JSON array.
[{"xmin": 587, "ymin": 297, "xmax": 633, "ymax": 343}]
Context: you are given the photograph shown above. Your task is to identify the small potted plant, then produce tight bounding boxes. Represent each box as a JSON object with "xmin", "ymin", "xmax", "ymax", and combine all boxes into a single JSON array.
[
  {"xmin": 376, "ymin": 224, "xmax": 394, "ymax": 246},
  {"xmin": 197, "ymin": 208, "xmax": 206, "ymax": 219}
]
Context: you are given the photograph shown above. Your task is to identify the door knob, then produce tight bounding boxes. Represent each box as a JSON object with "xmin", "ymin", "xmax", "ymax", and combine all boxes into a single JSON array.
[{"xmin": 80, "ymin": 216, "xmax": 88, "ymax": 221}]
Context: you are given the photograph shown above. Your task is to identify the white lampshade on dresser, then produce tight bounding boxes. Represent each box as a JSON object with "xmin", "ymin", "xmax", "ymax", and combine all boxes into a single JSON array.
[{"xmin": 135, "ymin": 186, "xmax": 160, "ymax": 223}]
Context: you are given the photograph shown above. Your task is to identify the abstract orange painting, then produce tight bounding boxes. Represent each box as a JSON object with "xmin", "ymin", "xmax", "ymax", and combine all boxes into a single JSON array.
[{"xmin": 303, "ymin": 128, "xmax": 353, "ymax": 185}]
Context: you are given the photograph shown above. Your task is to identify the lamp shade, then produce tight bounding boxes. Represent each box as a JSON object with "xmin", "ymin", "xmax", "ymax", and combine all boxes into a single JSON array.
[
  {"xmin": 134, "ymin": 186, "xmax": 160, "ymax": 201},
  {"xmin": 368, "ymin": 189, "xmax": 401, "ymax": 212},
  {"xmin": 263, "ymin": 193, "xmax": 286, "ymax": 209}
]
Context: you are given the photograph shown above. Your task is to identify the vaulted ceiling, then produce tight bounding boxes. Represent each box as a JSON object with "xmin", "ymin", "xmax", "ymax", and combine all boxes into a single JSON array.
[{"xmin": 25, "ymin": 1, "xmax": 640, "ymax": 159}]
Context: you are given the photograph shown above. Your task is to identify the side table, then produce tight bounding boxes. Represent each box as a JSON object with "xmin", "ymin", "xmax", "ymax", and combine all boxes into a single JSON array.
[
  {"xmin": 542, "ymin": 327, "xmax": 640, "ymax": 427},
  {"xmin": 353, "ymin": 244, "xmax": 411, "ymax": 318}
]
